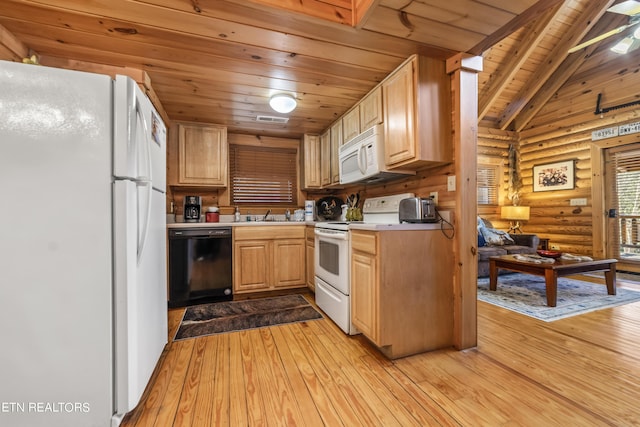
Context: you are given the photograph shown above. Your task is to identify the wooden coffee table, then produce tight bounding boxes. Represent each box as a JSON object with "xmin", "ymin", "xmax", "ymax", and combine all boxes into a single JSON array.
[{"xmin": 489, "ymin": 255, "xmax": 617, "ymax": 307}]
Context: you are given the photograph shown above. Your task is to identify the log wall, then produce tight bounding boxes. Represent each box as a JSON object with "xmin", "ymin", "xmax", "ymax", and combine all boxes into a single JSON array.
[
  {"xmin": 476, "ymin": 127, "xmax": 515, "ymax": 227},
  {"xmin": 519, "ymin": 51, "xmax": 640, "ymax": 256}
]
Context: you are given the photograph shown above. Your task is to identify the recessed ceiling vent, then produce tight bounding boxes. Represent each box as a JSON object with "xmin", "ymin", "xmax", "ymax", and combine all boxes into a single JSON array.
[{"xmin": 256, "ymin": 115, "xmax": 289, "ymax": 123}]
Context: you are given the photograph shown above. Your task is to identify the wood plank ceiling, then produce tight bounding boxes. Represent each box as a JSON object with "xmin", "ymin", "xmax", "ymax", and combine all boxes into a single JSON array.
[{"xmin": 0, "ymin": 0, "xmax": 635, "ymax": 137}]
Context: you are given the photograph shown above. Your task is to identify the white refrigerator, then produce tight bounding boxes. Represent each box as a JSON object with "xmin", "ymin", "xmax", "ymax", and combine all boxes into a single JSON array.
[{"xmin": 0, "ymin": 60, "xmax": 168, "ymax": 426}]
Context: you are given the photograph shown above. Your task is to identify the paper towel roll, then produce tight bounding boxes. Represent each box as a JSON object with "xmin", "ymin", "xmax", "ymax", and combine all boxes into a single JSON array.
[{"xmin": 304, "ymin": 200, "xmax": 315, "ymax": 221}]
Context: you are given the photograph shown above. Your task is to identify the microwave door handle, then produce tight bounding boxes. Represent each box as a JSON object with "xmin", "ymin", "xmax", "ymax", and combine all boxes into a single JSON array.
[{"xmin": 358, "ymin": 145, "xmax": 367, "ymax": 174}]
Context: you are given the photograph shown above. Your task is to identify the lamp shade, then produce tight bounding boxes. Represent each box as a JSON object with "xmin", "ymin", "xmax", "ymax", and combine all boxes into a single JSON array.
[
  {"xmin": 269, "ymin": 94, "xmax": 297, "ymax": 114},
  {"xmin": 501, "ymin": 205, "xmax": 530, "ymax": 221}
]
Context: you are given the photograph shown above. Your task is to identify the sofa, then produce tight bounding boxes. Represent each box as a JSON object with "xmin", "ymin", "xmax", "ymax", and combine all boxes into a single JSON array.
[{"xmin": 477, "ymin": 217, "xmax": 540, "ymax": 277}]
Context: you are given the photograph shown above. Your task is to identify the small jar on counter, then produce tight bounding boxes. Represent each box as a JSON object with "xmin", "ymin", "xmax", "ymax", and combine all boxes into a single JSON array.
[{"xmin": 205, "ymin": 206, "xmax": 220, "ymax": 223}]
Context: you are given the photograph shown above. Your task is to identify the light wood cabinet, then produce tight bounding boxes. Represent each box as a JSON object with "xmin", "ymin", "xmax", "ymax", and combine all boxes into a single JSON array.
[
  {"xmin": 350, "ymin": 228, "xmax": 453, "ymax": 359},
  {"xmin": 177, "ymin": 123, "xmax": 228, "ymax": 186},
  {"xmin": 382, "ymin": 55, "xmax": 451, "ymax": 169},
  {"xmin": 311, "ymin": 123, "xmax": 341, "ymax": 189},
  {"xmin": 320, "ymin": 130, "xmax": 331, "ymax": 187},
  {"xmin": 273, "ymin": 239, "xmax": 306, "ymax": 287},
  {"xmin": 305, "ymin": 226, "xmax": 315, "ymax": 291},
  {"xmin": 359, "ymin": 86, "xmax": 383, "ymax": 131},
  {"xmin": 341, "ymin": 86, "xmax": 383, "ymax": 144},
  {"xmin": 329, "ymin": 120, "xmax": 342, "ymax": 185},
  {"xmin": 342, "ymin": 106, "xmax": 360, "ymax": 143},
  {"xmin": 234, "ymin": 226, "xmax": 306, "ymax": 294},
  {"xmin": 302, "ymin": 134, "xmax": 321, "ymax": 189},
  {"xmin": 233, "ymin": 240, "xmax": 270, "ymax": 292},
  {"xmin": 351, "ymin": 241, "xmax": 378, "ymax": 342},
  {"xmin": 383, "ymin": 63, "xmax": 415, "ymax": 166}
]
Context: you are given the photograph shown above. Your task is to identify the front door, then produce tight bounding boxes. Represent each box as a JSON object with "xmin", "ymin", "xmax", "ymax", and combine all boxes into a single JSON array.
[{"xmin": 605, "ymin": 143, "xmax": 640, "ymax": 271}]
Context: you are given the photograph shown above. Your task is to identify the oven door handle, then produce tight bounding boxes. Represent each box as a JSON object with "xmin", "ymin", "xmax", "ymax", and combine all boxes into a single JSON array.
[{"xmin": 314, "ymin": 229, "xmax": 350, "ymax": 240}]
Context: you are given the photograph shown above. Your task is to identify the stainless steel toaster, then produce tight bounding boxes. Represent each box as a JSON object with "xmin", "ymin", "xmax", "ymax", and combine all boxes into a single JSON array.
[{"xmin": 399, "ymin": 197, "xmax": 438, "ymax": 223}]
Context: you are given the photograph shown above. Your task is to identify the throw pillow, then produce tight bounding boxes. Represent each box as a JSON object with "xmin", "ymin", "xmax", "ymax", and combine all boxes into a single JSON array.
[
  {"xmin": 480, "ymin": 227, "xmax": 515, "ymax": 246},
  {"xmin": 478, "ymin": 232, "xmax": 486, "ymax": 247}
]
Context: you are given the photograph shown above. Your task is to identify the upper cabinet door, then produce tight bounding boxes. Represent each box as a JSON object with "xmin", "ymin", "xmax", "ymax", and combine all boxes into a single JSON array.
[
  {"xmin": 382, "ymin": 55, "xmax": 451, "ymax": 170},
  {"xmin": 320, "ymin": 130, "xmax": 331, "ymax": 187},
  {"xmin": 342, "ymin": 106, "xmax": 360, "ymax": 143},
  {"xmin": 383, "ymin": 59, "xmax": 416, "ymax": 167},
  {"xmin": 177, "ymin": 123, "xmax": 228, "ymax": 186},
  {"xmin": 302, "ymin": 134, "xmax": 321, "ymax": 189},
  {"xmin": 359, "ymin": 86, "xmax": 383, "ymax": 131},
  {"xmin": 330, "ymin": 120, "xmax": 342, "ymax": 185}
]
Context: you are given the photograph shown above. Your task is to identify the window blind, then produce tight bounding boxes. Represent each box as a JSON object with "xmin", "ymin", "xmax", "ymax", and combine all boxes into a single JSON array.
[
  {"xmin": 229, "ymin": 144, "xmax": 298, "ymax": 205},
  {"xmin": 477, "ymin": 164, "xmax": 499, "ymax": 205}
]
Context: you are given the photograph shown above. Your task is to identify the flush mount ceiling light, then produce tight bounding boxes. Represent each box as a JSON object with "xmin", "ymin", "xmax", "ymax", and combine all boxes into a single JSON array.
[{"xmin": 269, "ymin": 93, "xmax": 297, "ymax": 114}]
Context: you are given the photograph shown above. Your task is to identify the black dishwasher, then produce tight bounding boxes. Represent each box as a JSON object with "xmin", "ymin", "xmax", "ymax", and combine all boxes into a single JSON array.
[{"xmin": 168, "ymin": 227, "xmax": 233, "ymax": 308}]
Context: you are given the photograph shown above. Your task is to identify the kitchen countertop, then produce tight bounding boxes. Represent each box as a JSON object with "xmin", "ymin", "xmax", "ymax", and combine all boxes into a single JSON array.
[
  {"xmin": 167, "ymin": 221, "xmax": 447, "ymax": 231},
  {"xmin": 167, "ymin": 221, "xmax": 313, "ymax": 228},
  {"xmin": 349, "ymin": 222, "xmax": 444, "ymax": 231}
]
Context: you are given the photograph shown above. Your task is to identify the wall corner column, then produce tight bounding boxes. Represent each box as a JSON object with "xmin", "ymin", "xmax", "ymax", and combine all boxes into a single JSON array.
[{"xmin": 446, "ymin": 53, "xmax": 482, "ymax": 350}]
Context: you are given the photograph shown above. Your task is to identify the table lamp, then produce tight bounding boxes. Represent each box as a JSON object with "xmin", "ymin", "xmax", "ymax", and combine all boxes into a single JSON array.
[{"xmin": 501, "ymin": 205, "xmax": 530, "ymax": 233}]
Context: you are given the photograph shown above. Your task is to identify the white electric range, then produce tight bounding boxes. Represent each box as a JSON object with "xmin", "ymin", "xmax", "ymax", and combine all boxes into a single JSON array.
[{"xmin": 314, "ymin": 193, "xmax": 415, "ymax": 334}]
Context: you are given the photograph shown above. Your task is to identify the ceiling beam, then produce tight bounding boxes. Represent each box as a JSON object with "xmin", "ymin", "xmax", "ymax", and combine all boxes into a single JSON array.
[
  {"xmin": 468, "ymin": 0, "xmax": 567, "ymax": 55},
  {"xmin": 0, "ymin": 22, "xmax": 29, "ymax": 60},
  {"xmin": 512, "ymin": 8, "xmax": 628, "ymax": 131},
  {"xmin": 478, "ymin": 3, "xmax": 565, "ymax": 121},
  {"xmin": 497, "ymin": 0, "xmax": 616, "ymax": 130},
  {"xmin": 353, "ymin": 0, "xmax": 382, "ymax": 28},
  {"xmin": 240, "ymin": 0, "xmax": 352, "ymax": 25}
]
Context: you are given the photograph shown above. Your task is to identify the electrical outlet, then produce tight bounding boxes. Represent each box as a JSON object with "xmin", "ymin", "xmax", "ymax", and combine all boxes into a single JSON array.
[
  {"xmin": 550, "ymin": 244, "xmax": 560, "ymax": 250},
  {"xmin": 447, "ymin": 175, "xmax": 456, "ymax": 191},
  {"xmin": 429, "ymin": 191, "xmax": 438, "ymax": 205}
]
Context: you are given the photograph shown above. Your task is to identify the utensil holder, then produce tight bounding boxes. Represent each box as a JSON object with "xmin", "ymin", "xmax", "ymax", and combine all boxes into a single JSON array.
[{"xmin": 346, "ymin": 207, "xmax": 362, "ymax": 221}]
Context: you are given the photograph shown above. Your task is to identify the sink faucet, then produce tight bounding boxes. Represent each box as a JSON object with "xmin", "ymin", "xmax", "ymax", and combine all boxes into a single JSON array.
[{"xmin": 263, "ymin": 209, "xmax": 272, "ymax": 221}]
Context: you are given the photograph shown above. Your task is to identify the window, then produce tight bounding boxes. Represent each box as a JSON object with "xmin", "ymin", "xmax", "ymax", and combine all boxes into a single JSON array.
[
  {"xmin": 477, "ymin": 163, "xmax": 500, "ymax": 205},
  {"xmin": 229, "ymin": 144, "xmax": 298, "ymax": 206}
]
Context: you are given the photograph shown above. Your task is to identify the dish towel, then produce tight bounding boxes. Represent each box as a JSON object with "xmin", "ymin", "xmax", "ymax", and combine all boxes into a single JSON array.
[
  {"xmin": 561, "ymin": 253, "xmax": 593, "ymax": 262},
  {"xmin": 513, "ymin": 254, "xmax": 556, "ymax": 264}
]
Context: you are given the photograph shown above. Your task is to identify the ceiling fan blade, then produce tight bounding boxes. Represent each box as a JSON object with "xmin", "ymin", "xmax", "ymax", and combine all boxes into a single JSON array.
[
  {"xmin": 608, "ymin": 0, "xmax": 640, "ymax": 16},
  {"xmin": 568, "ymin": 24, "xmax": 633, "ymax": 53}
]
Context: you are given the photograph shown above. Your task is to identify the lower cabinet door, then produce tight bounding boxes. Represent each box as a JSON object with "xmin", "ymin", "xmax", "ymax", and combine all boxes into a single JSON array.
[
  {"xmin": 233, "ymin": 240, "xmax": 270, "ymax": 293},
  {"xmin": 351, "ymin": 251, "xmax": 379, "ymax": 343},
  {"xmin": 273, "ymin": 239, "xmax": 306, "ymax": 288}
]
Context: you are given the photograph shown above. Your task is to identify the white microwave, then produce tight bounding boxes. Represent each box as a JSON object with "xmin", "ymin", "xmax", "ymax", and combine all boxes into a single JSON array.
[{"xmin": 338, "ymin": 124, "xmax": 414, "ymax": 184}]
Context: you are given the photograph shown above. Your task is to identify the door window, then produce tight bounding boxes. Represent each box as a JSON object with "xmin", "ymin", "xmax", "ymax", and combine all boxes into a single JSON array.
[{"xmin": 605, "ymin": 143, "xmax": 640, "ymax": 265}]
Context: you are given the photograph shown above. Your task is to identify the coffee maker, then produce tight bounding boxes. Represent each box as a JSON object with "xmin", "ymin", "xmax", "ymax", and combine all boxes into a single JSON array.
[{"xmin": 183, "ymin": 195, "xmax": 202, "ymax": 223}]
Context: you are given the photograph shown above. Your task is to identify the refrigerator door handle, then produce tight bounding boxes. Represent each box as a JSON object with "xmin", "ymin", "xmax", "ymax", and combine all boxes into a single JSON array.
[
  {"xmin": 136, "ymin": 99, "xmax": 153, "ymax": 264},
  {"xmin": 137, "ymin": 180, "xmax": 152, "ymax": 264}
]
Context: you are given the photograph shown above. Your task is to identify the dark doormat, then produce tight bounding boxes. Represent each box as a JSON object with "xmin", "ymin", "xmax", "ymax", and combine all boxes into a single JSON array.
[{"xmin": 174, "ymin": 294, "xmax": 323, "ymax": 340}]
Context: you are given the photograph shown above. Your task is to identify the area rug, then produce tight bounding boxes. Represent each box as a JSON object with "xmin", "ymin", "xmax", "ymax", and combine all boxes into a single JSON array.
[
  {"xmin": 477, "ymin": 274, "xmax": 640, "ymax": 322},
  {"xmin": 584, "ymin": 271, "xmax": 640, "ymax": 283},
  {"xmin": 174, "ymin": 294, "xmax": 323, "ymax": 340}
]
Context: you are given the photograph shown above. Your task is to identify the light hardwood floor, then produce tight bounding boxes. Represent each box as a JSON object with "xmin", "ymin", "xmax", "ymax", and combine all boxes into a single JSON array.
[{"xmin": 122, "ymin": 277, "xmax": 640, "ymax": 426}]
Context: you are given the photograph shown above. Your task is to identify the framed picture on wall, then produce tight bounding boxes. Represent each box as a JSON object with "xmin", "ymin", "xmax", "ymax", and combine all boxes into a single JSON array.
[{"xmin": 533, "ymin": 160, "xmax": 575, "ymax": 192}]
